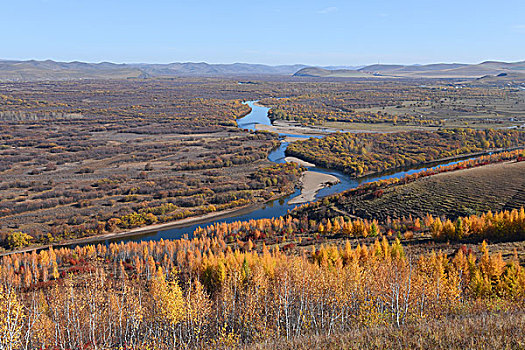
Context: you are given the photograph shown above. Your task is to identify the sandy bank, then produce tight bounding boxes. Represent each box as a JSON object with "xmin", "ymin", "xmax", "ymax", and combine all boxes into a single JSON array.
[
  {"xmin": 284, "ymin": 156, "xmax": 315, "ymax": 167},
  {"xmin": 255, "ymin": 121, "xmax": 333, "ymax": 138},
  {"xmin": 288, "ymin": 171, "xmax": 339, "ymax": 205},
  {"xmin": 0, "ymin": 200, "xmax": 276, "ymax": 256},
  {"xmin": 283, "ymin": 136, "xmax": 309, "ymax": 142}
]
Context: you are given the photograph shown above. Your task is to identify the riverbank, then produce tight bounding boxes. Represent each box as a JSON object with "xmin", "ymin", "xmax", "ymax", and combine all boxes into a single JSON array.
[
  {"xmin": 284, "ymin": 156, "xmax": 315, "ymax": 167},
  {"xmin": 354, "ymin": 145, "xmax": 525, "ymax": 179},
  {"xmin": 299, "ymin": 160, "xmax": 525, "ymax": 224},
  {"xmin": 286, "ymin": 145, "xmax": 525, "ymax": 181},
  {"xmin": 10, "ymin": 100, "xmax": 511, "ymax": 254},
  {"xmin": 5, "ymin": 149, "xmax": 521, "ymax": 256},
  {"xmin": 288, "ymin": 171, "xmax": 340, "ymax": 205},
  {"xmin": 255, "ymin": 120, "xmax": 334, "ymax": 138},
  {"xmin": 0, "ymin": 192, "xmax": 294, "ymax": 256}
]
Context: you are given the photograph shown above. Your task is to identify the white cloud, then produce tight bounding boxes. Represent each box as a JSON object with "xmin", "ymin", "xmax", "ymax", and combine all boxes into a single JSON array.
[
  {"xmin": 318, "ymin": 6, "xmax": 338, "ymax": 14},
  {"xmin": 513, "ymin": 24, "xmax": 525, "ymax": 33}
]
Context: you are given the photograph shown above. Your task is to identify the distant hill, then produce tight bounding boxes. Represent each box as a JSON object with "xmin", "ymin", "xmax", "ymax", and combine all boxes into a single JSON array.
[
  {"xmin": 357, "ymin": 64, "xmax": 407, "ymax": 73},
  {"xmin": 472, "ymin": 72, "xmax": 525, "ymax": 86},
  {"xmin": 293, "ymin": 67, "xmax": 374, "ymax": 78},
  {"xmin": 293, "ymin": 61, "xmax": 525, "ymax": 79},
  {"xmin": 1, "ymin": 59, "xmax": 524, "ymax": 82},
  {"xmin": 0, "ymin": 59, "xmax": 308, "ymax": 82},
  {"xmin": 358, "ymin": 61, "xmax": 525, "ymax": 78},
  {"xmin": 133, "ymin": 62, "xmax": 308, "ymax": 77},
  {"xmin": 0, "ymin": 60, "xmax": 146, "ymax": 81}
]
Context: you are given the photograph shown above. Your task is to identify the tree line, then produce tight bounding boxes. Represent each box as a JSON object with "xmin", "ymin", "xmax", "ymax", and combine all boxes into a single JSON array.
[
  {"xmin": 286, "ymin": 128, "xmax": 525, "ymax": 177},
  {"xmin": 0, "ymin": 231, "xmax": 523, "ymax": 349}
]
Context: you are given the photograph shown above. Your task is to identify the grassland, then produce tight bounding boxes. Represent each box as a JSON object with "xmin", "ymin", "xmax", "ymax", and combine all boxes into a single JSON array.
[
  {"xmin": 262, "ymin": 82, "xmax": 525, "ymax": 130},
  {"xmin": 310, "ymin": 160, "xmax": 525, "ymax": 222},
  {"xmin": 246, "ymin": 312, "xmax": 525, "ymax": 350},
  {"xmin": 354, "ymin": 93, "xmax": 525, "ymax": 128}
]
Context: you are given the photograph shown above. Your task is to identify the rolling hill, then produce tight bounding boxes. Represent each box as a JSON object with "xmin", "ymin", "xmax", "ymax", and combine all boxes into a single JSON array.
[
  {"xmin": 293, "ymin": 67, "xmax": 374, "ymax": 78},
  {"xmin": 0, "ymin": 59, "xmax": 308, "ymax": 81},
  {"xmin": 1, "ymin": 59, "xmax": 524, "ymax": 82},
  {"xmin": 294, "ymin": 61, "xmax": 525, "ymax": 79},
  {"xmin": 0, "ymin": 60, "xmax": 146, "ymax": 81},
  {"xmin": 358, "ymin": 61, "xmax": 525, "ymax": 78},
  {"xmin": 473, "ymin": 72, "xmax": 525, "ymax": 86}
]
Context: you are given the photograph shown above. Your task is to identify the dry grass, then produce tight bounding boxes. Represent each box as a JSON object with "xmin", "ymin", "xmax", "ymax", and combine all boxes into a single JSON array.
[
  {"xmin": 331, "ymin": 160, "xmax": 525, "ymax": 222},
  {"xmin": 245, "ymin": 312, "xmax": 525, "ymax": 350}
]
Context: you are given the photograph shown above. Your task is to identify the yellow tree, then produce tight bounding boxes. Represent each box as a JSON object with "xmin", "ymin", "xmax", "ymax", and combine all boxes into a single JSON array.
[
  {"xmin": 151, "ymin": 268, "xmax": 185, "ymax": 328},
  {"xmin": 0, "ymin": 285, "xmax": 25, "ymax": 350},
  {"xmin": 185, "ymin": 279, "xmax": 212, "ymax": 346}
]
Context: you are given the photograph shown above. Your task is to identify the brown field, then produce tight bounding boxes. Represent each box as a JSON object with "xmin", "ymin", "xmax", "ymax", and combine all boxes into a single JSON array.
[
  {"xmin": 246, "ymin": 312, "xmax": 525, "ymax": 350},
  {"xmin": 354, "ymin": 93, "xmax": 525, "ymax": 129},
  {"xmin": 0, "ymin": 78, "xmax": 306, "ymax": 250},
  {"xmin": 318, "ymin": 160, "xmax": 525, "ymax": 222}
]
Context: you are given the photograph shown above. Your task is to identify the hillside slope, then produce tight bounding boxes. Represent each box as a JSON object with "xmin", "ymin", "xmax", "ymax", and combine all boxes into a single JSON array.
[
  {"xmin": 359, "ymin": 60, "xmax": 525, "ymax": 78},
  {"xmin": 293, "ymin": 67, "xmax": 374, "ymax": 78},
  {"xmin": 0, "ymin": 59, "xmax": 307, "ymax": 81}
]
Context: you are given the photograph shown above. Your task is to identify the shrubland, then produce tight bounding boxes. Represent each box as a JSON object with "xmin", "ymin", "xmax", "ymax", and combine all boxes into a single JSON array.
[
  {"xmin": 1, "ymin": 78, "xmax": 524, "ymax": 251},
  {"xmin": 286, "ymin": 128, "xmax": 525, "ymax": 176},
  {"xmin": 0, "ymin": 79, "xmax": 305, "ymax": 250},
  {"xmin": 262, "ymin": 83, "xmax": 525, "ymax": 128}
]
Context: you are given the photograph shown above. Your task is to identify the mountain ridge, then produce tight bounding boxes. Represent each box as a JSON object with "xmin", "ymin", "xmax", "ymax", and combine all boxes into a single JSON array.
[
  {"xmin": 1, "ymin": 59, "xmax": 524, "ymax": 82},
  {"xmin": 0, "ymin": 60, "xmax": 312, "ymax": 81},
  {"xmin": 358, "ymin": 61, "xmax": 525, "ymax": 78}
]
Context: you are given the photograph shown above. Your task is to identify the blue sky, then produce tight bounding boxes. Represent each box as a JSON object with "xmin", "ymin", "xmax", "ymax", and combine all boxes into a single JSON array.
[{"xmin": 1, "ymin": 0, "xmax": 524, "ymax": 65}]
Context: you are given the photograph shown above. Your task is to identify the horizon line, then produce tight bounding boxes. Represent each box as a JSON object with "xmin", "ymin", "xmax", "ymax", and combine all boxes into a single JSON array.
[{"xmin": 1, "ymin": 57, "xmax": 524, "ymax": 68}]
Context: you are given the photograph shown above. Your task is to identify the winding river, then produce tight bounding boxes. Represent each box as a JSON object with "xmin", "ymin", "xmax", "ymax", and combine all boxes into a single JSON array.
[{"xmin": 103, "ymin": 101, "xmax": 480, "ymax": 245}]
